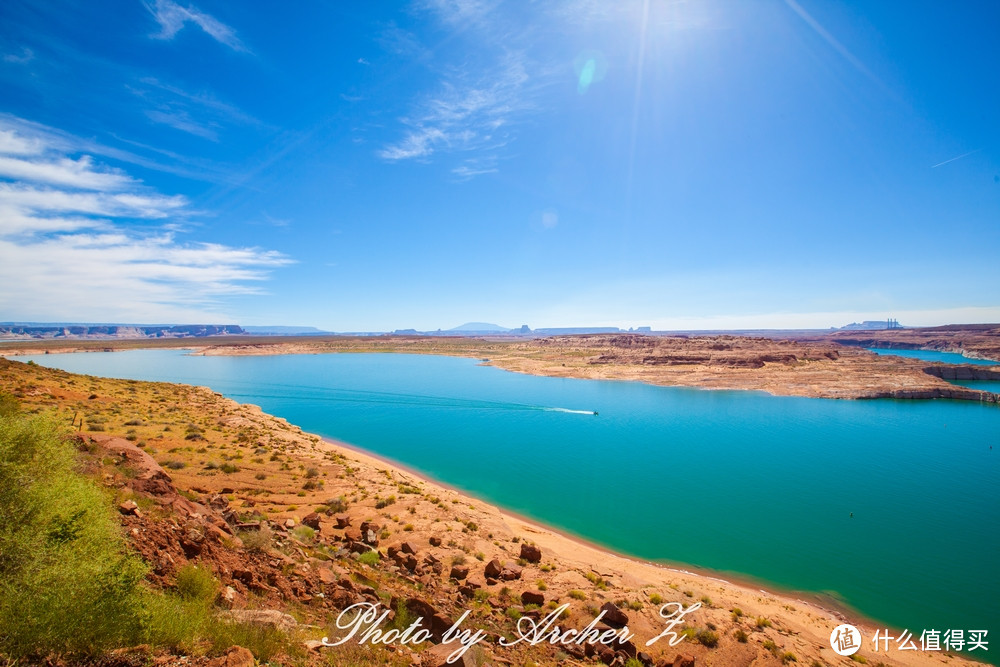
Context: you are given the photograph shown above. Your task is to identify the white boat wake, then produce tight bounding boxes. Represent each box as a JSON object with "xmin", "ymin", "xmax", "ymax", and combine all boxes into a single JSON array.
[{"xmin": 544, "ymin": 407, "xmax": 598, "ymax": 415}]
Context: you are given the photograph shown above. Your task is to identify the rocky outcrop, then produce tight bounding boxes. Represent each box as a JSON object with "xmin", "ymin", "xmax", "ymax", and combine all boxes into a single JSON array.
[
  {"xmin": 520, "ymin": 590, "xmax": 544, "ymax": 606},
  {"xmin": 519, "ymin": 543, "xmax": 542, "ymax": 563},
  {"xmin": 599, "ymin": 601, "xmax": 630, "ymax": 628}
]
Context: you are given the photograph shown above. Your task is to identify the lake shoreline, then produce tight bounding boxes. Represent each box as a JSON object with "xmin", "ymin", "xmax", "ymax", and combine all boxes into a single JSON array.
[{"xmin": 3, "ymin": 331, "xmax": 1000, "ymax": 403}]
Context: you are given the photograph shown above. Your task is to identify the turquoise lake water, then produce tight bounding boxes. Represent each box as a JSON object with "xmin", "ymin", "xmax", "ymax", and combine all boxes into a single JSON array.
[
  {"xmin": 14, "ymin": 350, "xmax": 999, "ymax": 652},
  {"xmin": 867, "ymin": 347, "xmax": 1000, "ymax": 366}
]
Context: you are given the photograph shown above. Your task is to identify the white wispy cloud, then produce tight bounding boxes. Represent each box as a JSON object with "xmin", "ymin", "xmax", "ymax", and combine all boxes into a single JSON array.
[
  {"xmin": 0, "ymin": 128, "xmax": 46, "ymax": 156},
  {"xmin": 419, "ymin": 0, "xmax": 498, "ymax": 28},
  {"xmin": 0, "ymin": 155, "xmax": 134, "ymax": 190},
  {"xmin": 378, "ymin": 52, "xmax": 530, "ymax": 165},
  {"xmin": 130, "ymin": 77, "xmax": 261, "ymax": 141},
  {"xmin": 144, "ymin": 0, "xmax": 248, "ymax": 53},
  {"xmin": 2, "ymin": 47, "xmax": 35, "ymax": 65},
  {"xmin": 144, "ymin": 109, "xmax": 220, "ymax": 141},
  {"xmin": 0, "ymin": 117, "xmax": 290, "ymax": 323},
  {"xmin": 451, "ymin": 158, "xmax": 498, "ymax": 181}
]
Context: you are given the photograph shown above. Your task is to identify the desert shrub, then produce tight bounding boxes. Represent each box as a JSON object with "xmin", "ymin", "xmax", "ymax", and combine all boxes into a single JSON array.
[
  {"xmin": 292, "ymin": 525, "xmax": 316, "ymax": 542},
  {"xmin": 649, "ymin": 593, "xmax": 663, "ymax": 605},
  {"xmin": 358, "ymin": 550, "xmax": 380, "ymax": 566},
  {"xmin": 175, "ymin": 564, "xmax": 217, "ymax": 602},
  {"xmin": 204, "ymin": 617, "xmax": 290, "ymax": 662},
  {"xmin": 375, "ymin": 495, "xmax": 396, "ymax": 509},
  {"xmin": 756, "ymin": 616, "xmax": 772, "ymax": 629},
  {"xmin": 0, "ymin": 392, "xmax": 20, "ymax": 417},
  {"xmin": 568, "ymin": 590, "xmax": 586, "ymax": 600},
  {"xmin": 696, "ymin": 629, "xmax": 719, "ymax": 647},
  {"xmin": 163, "ymin": 460, "xmax": 186, "ymax": 470},
  {"xmin": 390, "ymin": 600, "xmax": 416, "ymax": 631},
  {"xmin": 325, "ymin": 496, "xmax": 348, "ymax": 513},
  {"xmin": 144, "ymin": 593, "xmax": 210, "ymax": 652},
  {"xmin": 219, "ymin": 463, "xmax": 239, "ymax": 474},
  {"xmin": 734, "ymin": 629, "xmax": 748, "ymax": 642},
  {"xmin": 238, "ymin": 526, "xmax": 273, "ymax": 553},
  {"xmin": 0, "ymin": 414, "xmax": 148, "ymax": 658}
]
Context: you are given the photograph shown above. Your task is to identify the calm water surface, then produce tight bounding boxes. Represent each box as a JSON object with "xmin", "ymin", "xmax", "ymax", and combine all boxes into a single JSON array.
[{"xmin": 16, "ymin": 350, "xmax": 999, "ymax": 645}]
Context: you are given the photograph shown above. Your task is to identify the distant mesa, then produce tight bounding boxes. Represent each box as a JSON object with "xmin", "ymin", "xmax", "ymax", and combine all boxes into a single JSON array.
[
  {"xmin": 0, "ymin": 323, "xmax": 246, "ymax": 341},
  {"xmin": 392, "ymin": 323, "xmax": 653, "ymax": 337},
  {"xmin": 838, "ymin": 319, "xmax": 904, "ymax": 331},
  {"xmin": 447, "ymin": 322, "xmax": 510, "ymax": 332},
  {"xmin": 241, "ymin": 326, "xmax": 330, "ymax": 335}
]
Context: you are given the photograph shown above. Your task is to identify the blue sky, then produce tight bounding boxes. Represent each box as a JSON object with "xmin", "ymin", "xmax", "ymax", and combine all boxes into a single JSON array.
[{"xmin": 0, "ymin": 0, "xmax": 997, "ymax": 331}]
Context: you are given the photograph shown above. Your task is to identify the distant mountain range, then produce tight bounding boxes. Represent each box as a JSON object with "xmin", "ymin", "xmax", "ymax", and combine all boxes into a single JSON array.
[
  {"xmin": 394, "ymin": 323, "xmax": 653, "ymax": 336},
  {"xmin": 0, "ymin": 323, "xmax": 245, "ymax": 341},
  {"xmin": 241, "ymin": 326, "xmax": 330, "ymax": 335},
  {"xmin": 447, "ymin": 322, "xmax": 510, "ymax": 332}
]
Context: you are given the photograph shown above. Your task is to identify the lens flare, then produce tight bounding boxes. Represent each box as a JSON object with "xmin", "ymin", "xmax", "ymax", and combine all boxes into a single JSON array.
[{"xmin": 573, "ymin": 50, "xmax": 607, "ymax": 94}]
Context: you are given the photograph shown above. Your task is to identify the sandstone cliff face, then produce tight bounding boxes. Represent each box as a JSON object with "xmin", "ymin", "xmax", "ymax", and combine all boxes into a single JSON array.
[
  {"xmin": 923, "ymin": 365, "xmax": 1000, "ymax": 381},
  {"xmin": 826, "ymin": 324, "xmax": 1000, "ymax": 362}
]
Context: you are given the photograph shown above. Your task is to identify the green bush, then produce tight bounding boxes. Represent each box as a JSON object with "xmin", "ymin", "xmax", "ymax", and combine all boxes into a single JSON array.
[
  {"xmin": 696, "ymin": 628, "xmax": 719, "ymax": 647},
  {"xmin": 0, "ymin": 392, "xmax": 19, "ymax": 418},
  {"xmin": 238, "ymin": 526, "xmax": 273, "ymax": 553},
  {"xmin": 325, "ymin": 496, "xmax": 348, "ymax": 513},
  {"xmin": 144, "ymin": 593, "xmax": 210, "ymax": 652},
  {"xmin": 291, "ymin": 525, "xmax": 316, "ymax": 542},
  {"xmin": 0, "ymin": 414, "xmax": 149, "ymax": 659},
  {"xmin": 204, "ymin": 617, "xmax": 290, "ymax": 662},
  {"xmin": 174, "ymin": 563, "xmax": 217, "ymax": 602},
  {"xmin": 358, "ymin": 550, "xmax": 380, "ymax": 566},
  {"xmin": 390, "ymin": 599, "xmax": 416, "ymax": 631}
]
